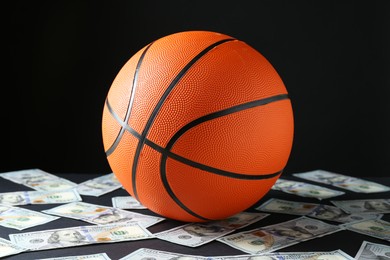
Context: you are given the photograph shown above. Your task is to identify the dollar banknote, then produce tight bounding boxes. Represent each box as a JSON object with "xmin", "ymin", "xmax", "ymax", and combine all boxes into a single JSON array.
[
  {"xmin": 272, "ymin": 178, "xmax": 345, "ymax": 199},
  {"xmin": 355, "ymin": 240, "xmax": 390, "ymax": 260},
  {"xmin": 120, "ymin": 247, "xmax": 209, "ymax": 259},
  {"xmin": 0, "ymin": 168, "xmax": 58, "ymax": 184},
  {"xmin": 38, "ymin": 253, "xmax": 112, "ymax": 260},
  {"xmin": 111, "ymin": 196, "xmax": 147, "ymax": 209},
  {"xmin": 217, "ymin": 216, "xmax": 342, "ymax": 254},
  {"xmin": 26, "ymin": 178, "xmax": 78, "ymax": 192},
  {"xmin": 0, "ymin": 237, "xmax": 28, "ymax": 258},
  {"xmin": 217, "ymin": 227, "xmax": 300, "ymax": 254},
  {"xmin": 0, "ymin": 168, "xmax": 78, "ymax": 191},
  {"xmin": 228, "ymin": 250, "xmax": 354, "ymax": 259},
  {"xmin": 9, "ymin": 222, "xmax": 154, "ymax": 251},
  {"xmin": 154, "ymin": 222, "xmax": 236, "ymax": 247},
  {"xmin": 121, "ymin": 248, "xmax": 355, "ymax": 260},
  {"xmin": 308, "ymin": 204, "xmax": 383, "ymax": 223},
  {"xmin": 76, "ymin": 173, "xmax": 122, "ymax": 196},
  {"xmin": 0, "ymin": 205, "xmax": 59, "ymax": 230},
  {"xmin": 341, "ymin": 219, "xmax": 390, "ymax": 241},
  {"xmin": 210, "ymin": 212, "xmax": 270, "ymax": 230},
  {"xmin": 42, "ymin": 201, "xmax": 164, "ymax": 228},
  {"xmin": 293, "ymin": 169, "xmax": 390, "ymax": 193},
  {"xmin": 0, "ymin": 189, "xmax": 82, "ymax": 205},
  {"xmin": 255, "ymin": 198, "xmax": 319, "ymax": 215},
  {"xmin": 331, "ymin": 199, "xmax": 390, "ymax": 214},
  {"xmin": 154, "ymin": 212, "xmax": 269, "ymax": 247}
]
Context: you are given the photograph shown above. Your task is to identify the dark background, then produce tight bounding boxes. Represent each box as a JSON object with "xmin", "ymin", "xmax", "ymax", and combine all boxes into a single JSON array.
[{"xmin": 4, "ymin": 1, "xmax": 390, "ymax": 177}]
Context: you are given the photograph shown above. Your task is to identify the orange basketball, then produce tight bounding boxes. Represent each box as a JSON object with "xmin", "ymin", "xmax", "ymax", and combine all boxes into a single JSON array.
[{"xmin": 102, "ymin": 31, "xmax": 294, "ymax": 222}]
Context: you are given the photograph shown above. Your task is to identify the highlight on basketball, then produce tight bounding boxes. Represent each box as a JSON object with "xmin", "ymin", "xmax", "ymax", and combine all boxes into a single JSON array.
[{"xmin": 102, "ymin": 31, "xmax": 294, "ymax": 222}]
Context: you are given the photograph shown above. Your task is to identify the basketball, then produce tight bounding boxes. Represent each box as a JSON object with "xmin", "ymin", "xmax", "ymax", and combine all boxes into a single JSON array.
[{"xmin": 102, "ymin": 31, "xmax": 294, "ymax": 222}]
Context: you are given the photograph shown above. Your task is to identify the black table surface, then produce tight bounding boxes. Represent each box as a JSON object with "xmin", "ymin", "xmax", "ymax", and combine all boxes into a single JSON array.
[{"xmin": 0, "ymin": 172, "xmax": 389, "ymax": 260}]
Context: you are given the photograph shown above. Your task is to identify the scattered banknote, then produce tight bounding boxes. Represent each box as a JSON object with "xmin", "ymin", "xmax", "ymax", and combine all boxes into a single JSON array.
[
  {"xmin": 155, "ymin": 222, "xmax": 235, "ymax": 247},
  {"xmin": 0, "ymin": 168, "xmax": 78, "ymax": 191},
  {"xmin": 120, "ymin": 248, "xmax": 208, "ymax": 260},
  {"xmin": 0, "ymin": 189, "xmax": 82, "ymax": 206},
  {"xmin": 331, "ymin": 199, "xmax": 390, "ymax": 214},
  {"xmin": 121, "ymin": 248, "xmax": 355, "ymax": 260},
  {"xmin": 25, "ymin": 178, "xmax": 78, "ymax": 192},
  {"xmin": 355, "ymin": 240, "xmax": 390, "ymax": 260},
  {"xmin": 0, "ymin": 237, "xmax": 28, "ymax": 258},
  {"xmin": 210, "ymin": 212, "xmax": 270, "ymax": 230},
  {"xmin": 308, "ymin": 204, "xmax": 383, "ymax": 223},
  {"xmin": 293, "ymin": 169, "xmax": 390, "ymax": 193},
  {"xmin": 154, "ymin": 212, "xmax": 268, "ymax": 247},
  {"xmin": 341, "ymin": 219, "xmax": 390, "ymax": 241},
  {"xmin": 38, "ymin": 253, "xmax": 112, "ymax": 260},
  {"xmin": 77, "ymin": 173, "xmax": 122, "ymax": 196},
  {"xmin": 219, "ymin": 226, "xmax": 299, "ymax": 254},
  {"xmin": 218, "ymin": 249, "xmax": 355, "ymax": 259},
  {"xmin": 272, "ymin": 178, "xmax": 345, "ymax": 199},
  {"xmin": 42, "ymin": 201, "xmax": 164, "ymax": 228},
  {"xmin": 112, "ymin": 196, "xmax": 147, "ymax": 209},
  {"xmin": 0, "ymin": 205, "xmax": 59, "ymax": 230},
  {"xmin": 217, "ymin": 216, "xmax": 342, "ymax": 254},
  {"xmin": 0, "ymin": 168, "xmax": 58, "ymax": 184},
  {"xmin": 154, "ymin": 223, "xmax": 234, "ymax": 247},
  {"xmin": 253, "ymin": 215, "xmax": 342, "ymax": 242},
  {"xmin": 9, "ymin": 222, "xmax": 154, "ymax": 251},
  {"xmin": 255, "ymin": 198, "xmax": 319, "ymax": 215}
]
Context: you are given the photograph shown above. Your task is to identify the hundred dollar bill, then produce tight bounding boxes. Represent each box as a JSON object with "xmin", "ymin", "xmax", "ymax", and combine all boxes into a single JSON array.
[
  {"xmin": 255, "ymin": 198, "xmax": 319, "ymax": 215},
  {"xmin": 272, "ymin": 178, "xmax": 345, "ymax": 200},
  {"xmin": 341, "ymin": 219, "xmax": 390, "ymax": 241},
  {"xmin": 308, "ymin": 204, "xmax": 382, "ymax": 223},
  {"xmin": 217, "ymin": 226, "xmax": 299, "ymax": 254},
  {"xmin": 0, "ymin": 168, "xmax": 58, "ymax": 184},
  {"xmin": 112, "ymin": 196, "xmax": 147, "ymax": 209},
  {"xmin": 38, "ymin": 253, "xmax": 112, "ymax": 260},
  {"xmin": 121, "ymin": 249, "xmax": 353, "ymax": 260},
  {"xmin": 0, "ymin": 189, "xmax": 82, "ymax": 205},
  {"xmin": 25, "ymin": 178, "xmax": 78, "ymax": 192},
  {"xmin": 77, "ymin": 173, "xmax": 122, "ymax": 196},
  {"xmin": 0, "ymin": 168, "xmax": 78, "ymax": 191},
  {"xmin": 153, "ymin": 212, "xmax": 269, "ymax": 247},
  {"xmin": 155, "ymin": 222, "xmax": 236, "ymax": 247},
  {"xmin": 42, "ymin": 201, "xmax": 164, "ymax": 228},
  {"xmin": 0, "ymin": 237, "xmax": 28, "ymax": 258},
  {"xmin": 293, "ymin": 169, "xmax": 390, "ymax": 193},
  {"xmin": 9, "ymin": 222, "xmax": 154, "ymax": 251},
  {"xmin": 261, "ymin": 216, "xmax": 342, "ymax": 241},
  {"xmin": 355, "ymin": 240, "xmax": 390, "ymax": 260},
  {"xmin": 219, "ymin": 249, "xmax": 355, "ymax": 259},
  {"xmin": 120, "ymin": 247, "xmax": 210, "ymax": 260},
  {"xmin": 210, "ymin": 212, "xmax": 270, "ymax": 230},
  {"xmin": 331, "ymin": 199, "xmax": 390, "ymax": 214},
  {"xmin": 0, "ymin": 205, "xmax": 59, "ymax": 230},
  {"xmin": 217, "ymin": 216, "xmax": 342, "ymax": 254}
]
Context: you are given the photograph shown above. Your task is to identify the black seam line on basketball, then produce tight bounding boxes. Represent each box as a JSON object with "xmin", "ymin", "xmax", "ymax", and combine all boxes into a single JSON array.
[
  {"xmin": 107, "ymin": 97, "xmax": 282, "ymax": 180},
  {"xmin": 160, "ymin": 155, "xmax": 212, "ymax": 221},
  {"xmin": 131, "ymin": 38, "xmax": 235, "ymax": 200},
  {"xmin": 105, "ymin": 43, "xmax": 153, "ymax": 157},
  {"xmin": 105, "ymin": 99, "xmax": 142, "ymax": 142},
  {"xmin": 147, "ymin": 139, "xmax": 283, "ymax": 180},
  {"xmin": 166, "ymin": 93, "xmax": 289, "ymax": 153}
]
